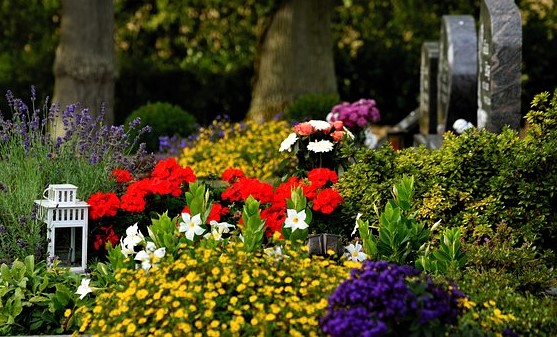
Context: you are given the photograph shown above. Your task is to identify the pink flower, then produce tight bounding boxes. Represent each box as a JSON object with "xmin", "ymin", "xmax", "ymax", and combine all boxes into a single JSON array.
[
  {"xmin": 331, "ymin": 130, "xmax": 345, "ymax": 142},
  {"xmin": 293, "ymin": 122, "xmax": 314, "ymax": 136}
]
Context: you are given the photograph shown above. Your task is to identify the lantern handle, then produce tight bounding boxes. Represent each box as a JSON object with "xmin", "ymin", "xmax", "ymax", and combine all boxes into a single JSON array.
[{"xmin": 43, "ymin": 186, "xmax": 51, "ymax": 200}]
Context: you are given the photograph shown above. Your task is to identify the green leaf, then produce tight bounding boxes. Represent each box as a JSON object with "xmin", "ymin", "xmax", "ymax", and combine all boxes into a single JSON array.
[{"xmin": 24, "ymin": 255, "xmax": 35, "ymax": 275}]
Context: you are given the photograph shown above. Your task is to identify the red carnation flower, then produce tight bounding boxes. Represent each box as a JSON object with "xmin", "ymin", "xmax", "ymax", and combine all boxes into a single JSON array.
[{"xmin": 87, "ymin": 192, "xmax": 120, "ymax": 220}]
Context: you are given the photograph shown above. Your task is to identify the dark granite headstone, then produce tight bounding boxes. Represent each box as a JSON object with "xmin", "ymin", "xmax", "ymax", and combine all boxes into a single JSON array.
[
  {"xmin": 437, "ymin": 16, "xmax": 478, "ymax": 133},
  {"xmin": 477, "ymin": 0, "xmax": 522, "ymax": 132},
  {"xmin": 419, "ymin": 42, "xmax": 439, "ymax": 135}
]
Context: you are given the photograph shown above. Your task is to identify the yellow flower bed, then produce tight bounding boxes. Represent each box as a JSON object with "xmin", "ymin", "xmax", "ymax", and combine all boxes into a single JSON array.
[
  {"xmin": 76, "ymin": 242, "xmax": 357, "ymax": 336},
  {"xmin": 178, "ymin": 119, "xmax": 295, "ymax": 181}
]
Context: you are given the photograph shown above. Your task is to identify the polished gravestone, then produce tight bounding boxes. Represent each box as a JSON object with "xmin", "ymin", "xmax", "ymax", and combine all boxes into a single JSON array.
[
  {"xmin": 477, "ymin": 0, "xmax": 522, "ymax": 132},
  {"xmin": 419, "ymin": 41, "xmax": 439, "ymax": 135},
  {"xmin": 437, "ymin": 16, "xmax": 478, "ymax": 134},
  {"xmin": 414, "ymin": 41, "xmax": 443, "ymax": 149}
]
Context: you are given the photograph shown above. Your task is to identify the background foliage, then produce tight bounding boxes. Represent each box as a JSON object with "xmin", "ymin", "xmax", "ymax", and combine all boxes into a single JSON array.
[{"xmin": 1, "ymin": 0, "xmax": 556, "ymax": 127}]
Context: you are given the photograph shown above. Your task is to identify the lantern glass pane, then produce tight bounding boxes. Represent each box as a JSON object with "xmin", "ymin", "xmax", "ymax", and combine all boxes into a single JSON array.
[{"xmin": 53, "ymin": 227, "xmax": 83, "ymax": 268}]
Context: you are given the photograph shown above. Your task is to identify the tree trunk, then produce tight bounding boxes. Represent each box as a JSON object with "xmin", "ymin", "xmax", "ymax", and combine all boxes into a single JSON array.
[
  {"xmin": 52, "ymin": 0, "xmax": 116, "ymax": 135},
  {"xmin": 247, "ymin": 0, "xmax": 338, "ymax": 123}
]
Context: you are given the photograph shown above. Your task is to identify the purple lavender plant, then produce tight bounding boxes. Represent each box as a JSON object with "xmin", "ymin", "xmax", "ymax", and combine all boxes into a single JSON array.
[
  {"xmin": 320, "ymin": 260, "xmax": 465, "ymax": 337},
  {"xmin": 0, "ymin": 88, "xmax": 155, "ymax": 263}
]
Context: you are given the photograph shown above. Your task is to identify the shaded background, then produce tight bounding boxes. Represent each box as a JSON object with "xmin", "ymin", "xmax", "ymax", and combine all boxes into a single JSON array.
[{"xmin": 0, "ymin": 0, "xmax": 555, "ymax": 127}]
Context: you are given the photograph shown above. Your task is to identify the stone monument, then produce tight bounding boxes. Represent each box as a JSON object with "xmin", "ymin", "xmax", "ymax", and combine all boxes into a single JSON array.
[
  {"xmin": 419, "ymin": 41, "xmax": 439, "ymax": 135},
  {"xmin": 477, "ymin": 0, "xmax": 522, "ymax": 132},
  {"xmin": 437, "ymin": 16, "xmax": 478, "ymax": 134}
]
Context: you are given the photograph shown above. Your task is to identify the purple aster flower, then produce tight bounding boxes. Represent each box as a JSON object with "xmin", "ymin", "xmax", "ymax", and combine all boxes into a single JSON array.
[
  {"xmin": 321, "ymin": 260, "xmax": 465, "ymax": 337},
  {"xmin": 329, "ymin": 99, "xmax": 381, "ymax": 131}
]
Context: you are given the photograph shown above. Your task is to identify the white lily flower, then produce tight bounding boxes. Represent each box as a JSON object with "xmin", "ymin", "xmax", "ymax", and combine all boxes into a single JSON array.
[
  {"xmin": 283, "ymin": 209, "xmax": 308, "ymax": 232},
  {"xmin": 120, "ymin": 242, "xmax": 135, "ymax": 258},
  {"xmin": 344, "ymin": 242, "xmax": 367, "ymax": 262},
  {"xmin": 76, "ymin": 278, "xmax": 93, "ymax": 300},
  {"xmin": 279, "ymin": 132, "xmax": 298, "ymax": 152},
  {"xmin": 204, "ymin": 220, "xmax": 236, "ymax": 241},
  {"xmin": 178, "ymin": 212, "xmax": 205, "ymax": 241},
  {"xmin": 121, "ymin": 223, "xmax": 145, "ymax": 249},
  {"xmin": 209, "ymin": 220, "xmax": 235, "ymax": 233},
  {"xmin": 135, "ymin": 241, "xmax": 166, "ymax": 272}
]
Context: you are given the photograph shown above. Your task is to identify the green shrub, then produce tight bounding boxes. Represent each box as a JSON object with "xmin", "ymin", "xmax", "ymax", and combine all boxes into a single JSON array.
[
  {"xmin": 453, "ymin": 266, "xmax": 557, "ymax": 336},
  {"xmin": 338, "ymin": 90, "xmax": 557, "ymax": 253},
  {"xmin": 125, "ymin": 102, "xmax": 197, "ymax": 152},
  {"xmin": 0, "ymin": 256, "xmax": 81, "ymax": 335},
  {"xmin": 285, "ymin": 93, "xmax": 340, "ymax": 122}
]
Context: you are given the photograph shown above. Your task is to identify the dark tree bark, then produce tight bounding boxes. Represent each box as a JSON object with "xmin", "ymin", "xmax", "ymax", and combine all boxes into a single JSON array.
[
  {"xmin": 52, "ymin": 0, "xmax": 116, "ymax": 135},
  {"xmin": 247, "ymin": 0, "xmax": 338, "ymax": 123}
]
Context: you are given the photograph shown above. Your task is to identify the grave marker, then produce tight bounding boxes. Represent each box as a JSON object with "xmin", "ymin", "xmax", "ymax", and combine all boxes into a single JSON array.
[
  {"xmin": 477, "ymin": 0, "xmax": 522, "ymax": 132},
  {"xmin": 419, "ymin": 41, "xmax": 439, "ymax": 135},
  {"xmin": 437, "ymin": 15, "xmax": 478, "ymax": 134}
]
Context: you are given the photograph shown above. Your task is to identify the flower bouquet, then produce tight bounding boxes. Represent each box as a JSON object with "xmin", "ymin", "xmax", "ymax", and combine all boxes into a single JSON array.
[
  {"xmin": 327, "ymin": 98, "xmax": 381, "ymax": 148},
  {"xmin": 279, "ymin": 119, "xmax": 353, "ymax": 175}
]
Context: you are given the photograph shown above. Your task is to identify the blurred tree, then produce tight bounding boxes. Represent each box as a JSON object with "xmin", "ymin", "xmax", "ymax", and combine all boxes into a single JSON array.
[
  {"xmin": 52, "ymin": 0, "xmax": 116, "ymax": 134},
  {"xmin": 1, "ymin": 0, "xmax": 556, "ymax": 128},
  {"xmin": 0, "ymin": 0, "xmax": 58, "ymax": 109},
  {"xmin": 247, "ymin": 0, "xmax": 338, "ymax": 122},
  {"xmin": 113, "ymin": 0, "xmax": 274, "ymax": 125}
]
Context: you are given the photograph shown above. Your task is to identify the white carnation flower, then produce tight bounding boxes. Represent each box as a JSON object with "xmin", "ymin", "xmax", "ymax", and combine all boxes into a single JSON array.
[
  {"xmin": 307, "ymin": 140, "xmax": 334, "ymax": 153},
  {"xmin": 309, "ymin": 120, "xmax": 332, "ymax": 131},
  {"xmin": 279, "ymin": 132, "xmax": 298, "ymax": 152}
]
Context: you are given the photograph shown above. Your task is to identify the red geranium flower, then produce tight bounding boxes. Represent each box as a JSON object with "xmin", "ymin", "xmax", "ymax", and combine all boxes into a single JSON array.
[
  {"xmin": 207, "ymin": 203, "xmax": 230, "ymax": 223},
  {"xmin": 87, "ymin": 192, "xmax": 120, "ymax": 220},
  {"xmin": 93, "ymin": 225, "xmax": 119, "ymax": 250},
  {"xmin": 261, "ymin": 207, "xmax": 286, "ymax": 238},
  {"xmin": 119, "ymin": 179, "xmax": 151, "ymax": 213},
  {"xmin": 312, "ymin": 188, "xmax": 343, "ymax": 214},
  {"xmin": 221, "ymin": 167, "xmax": 245, "ymax": 184},
  {"xmin": 111, "ymin": 169, "xmax": 134, "ymax": 183},
  {"xmin": 307, "ymin": 168, "xmax": 338, "ymax": 188},
  {"xmin": 151, "ymin": 157, "xmax": 196, "ymax": 183}
]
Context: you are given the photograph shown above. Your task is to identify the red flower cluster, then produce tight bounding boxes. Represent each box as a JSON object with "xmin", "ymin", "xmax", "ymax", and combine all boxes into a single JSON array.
[
  {"xmin": 220, "ymin": 167, "xmax": 343, "ymax": 237},
  {"xmin": 87, "ymin": 192, "xmax": 120, "ymax": 220},
  {"xmin": 87, "ymin": 158, "xmax": 196, "ymax": 251},
  {"xmin": 221, "ymin": 167, "xmax": 245, "ymax": 184},
  {"xmin": 93, "ymin": 225, "xmax": 119, "ymax": 251},
  {"xmin": 119, "ymin": 158, "xmax": 196, "ymax": 213},
  {"xmin": 111, "ymin": 169, "xmax": 134, "ymax": 184}
]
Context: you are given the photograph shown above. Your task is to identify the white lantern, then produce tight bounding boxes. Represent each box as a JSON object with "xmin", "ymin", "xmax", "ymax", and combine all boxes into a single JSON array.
[{"xmin": 34, "ymin": 184, "xmax": 89, "ymax": 272}]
